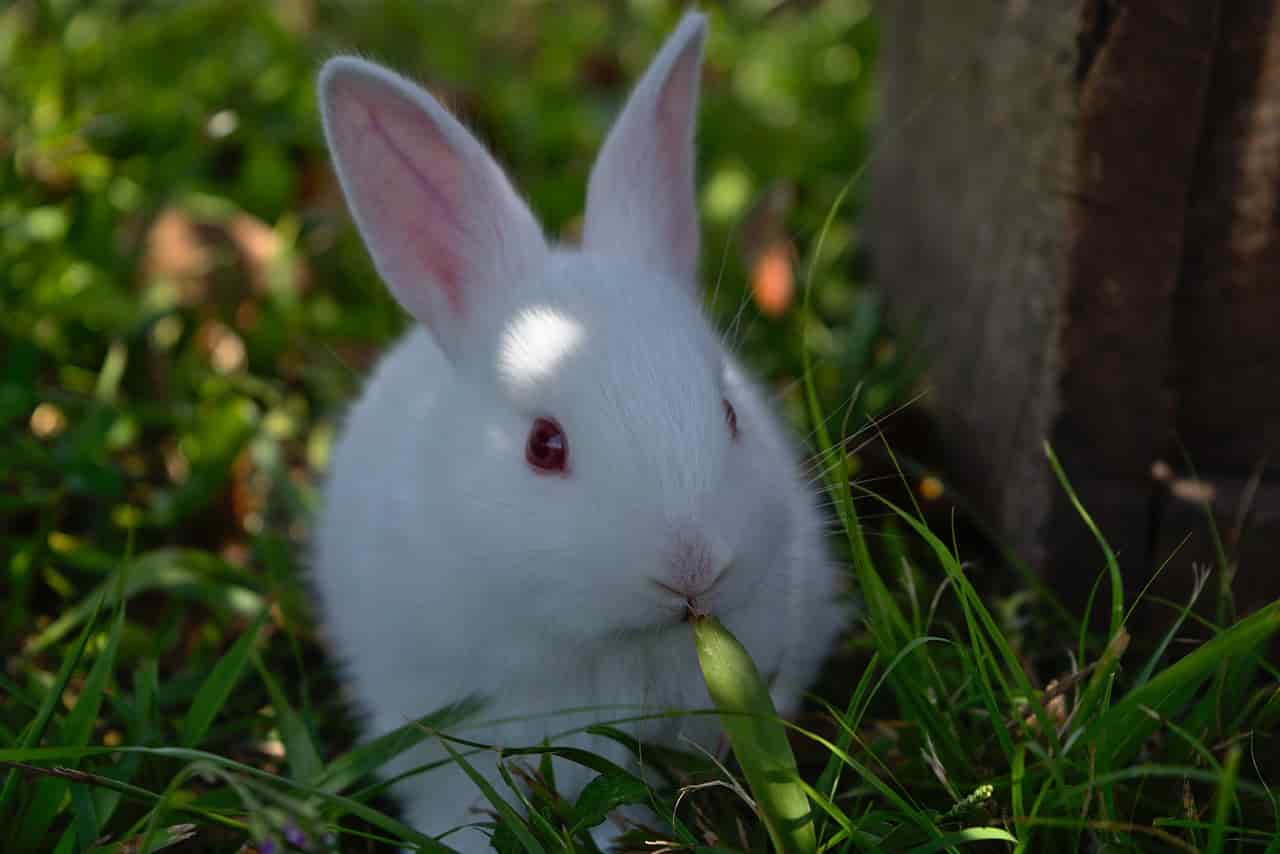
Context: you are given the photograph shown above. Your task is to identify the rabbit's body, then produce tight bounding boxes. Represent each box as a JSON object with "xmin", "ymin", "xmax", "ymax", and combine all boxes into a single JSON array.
[
  {"xmin": 318, "ymin": 328, "xmax": 842, "ymax": 837},
  {"xmin": 313, "ymin": 12, "xmax": 845, "ymax": 850}
]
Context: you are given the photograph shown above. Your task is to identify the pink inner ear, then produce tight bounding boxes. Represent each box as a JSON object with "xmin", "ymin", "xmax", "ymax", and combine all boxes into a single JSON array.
[
  {"xmin": 653, "ymin": 43, "xmax": 700, "ymax": 273},
  {"xmin": 330, "ymin": 84, "xmax": 468, "ymax": 317},
  {"xmin": 364, "ymin": 106, "xmax": 464, "ymax": 311},
  {"xmin": 582, "ymin": 19, "xmax": 704, "ymax": 285}
]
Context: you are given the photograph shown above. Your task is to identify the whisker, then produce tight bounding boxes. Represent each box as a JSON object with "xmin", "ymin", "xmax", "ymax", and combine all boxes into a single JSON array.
[
  {"xmin": 809, "ymin": 476, "xmax": 904, "ymax": 500},
  {"xmin": 708, "ymin": 217, "xmax": 740, "ymax": 320},
  {"xmin": 792, "ymin": 384, "xmax": 865, "ymax": 457},
  {"xmin": 799, "ymin": 390, "xmax": 928, "ymax": 476}
]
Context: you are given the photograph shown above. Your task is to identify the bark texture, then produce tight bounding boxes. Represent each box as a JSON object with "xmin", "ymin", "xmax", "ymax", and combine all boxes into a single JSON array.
[{"xmin": 874, "ymin": 0, "xmax": 1280, "ymax": 612}]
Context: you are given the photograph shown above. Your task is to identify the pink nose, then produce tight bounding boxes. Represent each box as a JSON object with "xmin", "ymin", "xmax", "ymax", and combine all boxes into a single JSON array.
[{"xmin": 666, "ymin": 531, "xmax": 728, "ymax": 598}]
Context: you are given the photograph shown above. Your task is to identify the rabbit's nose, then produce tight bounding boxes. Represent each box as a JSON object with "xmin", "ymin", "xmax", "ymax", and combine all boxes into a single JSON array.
[{"xmin": 663, "ymin": 529, "xmax": 730, "ymax": 599}]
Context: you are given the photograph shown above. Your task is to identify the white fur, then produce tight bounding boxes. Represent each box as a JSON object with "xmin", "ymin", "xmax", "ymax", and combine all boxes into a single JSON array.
[{"xmin": 313, "ymin": 12, "xmax": 845, "ymax": 852}]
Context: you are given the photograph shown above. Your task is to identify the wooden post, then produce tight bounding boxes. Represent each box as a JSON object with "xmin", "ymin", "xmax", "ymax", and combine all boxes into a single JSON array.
[{"xmin": 873, "ymin": 1, "xmax": 1280, "ymax": 613}]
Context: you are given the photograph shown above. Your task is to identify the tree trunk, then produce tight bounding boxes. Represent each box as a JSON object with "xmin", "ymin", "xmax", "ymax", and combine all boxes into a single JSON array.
[{"xmin": 873, "ymin": 0, "xmax": 1280, "ymax": 616}]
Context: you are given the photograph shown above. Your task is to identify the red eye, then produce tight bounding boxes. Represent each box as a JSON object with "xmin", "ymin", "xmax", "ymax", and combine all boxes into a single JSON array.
[
  {"xmin": 723, "ymin": 398, "xmax": 739, "ymax": 440},
  {"xmin": 526, "ymin": 417, "xmax": 568, "ymax": 474}
]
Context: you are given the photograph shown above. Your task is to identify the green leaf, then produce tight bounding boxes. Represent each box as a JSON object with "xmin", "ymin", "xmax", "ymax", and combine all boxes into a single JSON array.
[
  {"xmin": 694, "ymin": 615, "xmax": 816, "ymax": 854},
  {"xmin": 570, "ymin": 772, "xmax": 651, "ymax": 833},
  {"xmin": 500, "ymin": 740, "xmax": 696, "ymax": 846}
]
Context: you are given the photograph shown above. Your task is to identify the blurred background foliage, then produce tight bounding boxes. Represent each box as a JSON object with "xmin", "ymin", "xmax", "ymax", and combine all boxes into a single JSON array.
[
  {"xmin": 1, "ymin": 0, "xmax": 889, "ymax": 621},
  {"xmin": 2, "ymin": 0, "xmax": 894, "ymax": 807}
]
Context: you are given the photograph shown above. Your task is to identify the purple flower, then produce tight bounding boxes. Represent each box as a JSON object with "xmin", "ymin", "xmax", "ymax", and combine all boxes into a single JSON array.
[{"xmin": 283, "ymin": 825, "xmax": 309, "ymax": 848}]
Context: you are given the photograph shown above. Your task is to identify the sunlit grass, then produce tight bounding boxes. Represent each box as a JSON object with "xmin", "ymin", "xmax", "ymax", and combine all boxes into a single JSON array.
[{"xmin": 6, "ymin": 425, "xmax": 1276, "ymax": 852}]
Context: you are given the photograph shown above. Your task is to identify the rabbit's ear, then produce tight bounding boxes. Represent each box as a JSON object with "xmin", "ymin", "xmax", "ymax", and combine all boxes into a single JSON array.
[
  {"xmin": 320, "ymin": 57, "xmax": 545, "ymax": 360},
  {"xmin": 583, "ymin": 12, "xmax": 707, "ymax": 288}
]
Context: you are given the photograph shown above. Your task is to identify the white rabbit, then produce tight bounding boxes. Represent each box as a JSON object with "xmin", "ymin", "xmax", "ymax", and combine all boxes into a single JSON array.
[{"xmin": 312, "ymin": 11, "xmax": 846, "ymax": 851}]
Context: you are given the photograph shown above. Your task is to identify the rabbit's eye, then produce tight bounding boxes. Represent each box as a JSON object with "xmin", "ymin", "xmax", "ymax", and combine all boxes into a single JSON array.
[
  {"xmin": 526, "ymin": 417, "xmax": 569, "ymax": 474},
  {"xmin": 722, "ymin": 398, "xmax": 739, "ymax": 441}
]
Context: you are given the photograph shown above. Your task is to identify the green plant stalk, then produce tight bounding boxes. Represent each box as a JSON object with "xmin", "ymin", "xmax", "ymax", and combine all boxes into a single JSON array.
[
  {"xmin": 1206, "ymin": 744, "xmax": 1242, "ymax": 854},
  {"xmin": 693, "ymin": 615, "xmax": 816, "ymax": 854}
]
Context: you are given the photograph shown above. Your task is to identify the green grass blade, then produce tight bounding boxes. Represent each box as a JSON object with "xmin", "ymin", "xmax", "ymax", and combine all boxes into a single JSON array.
[
  {"xmin": 315, "ymin": 696, "xmax": 484, "ymax": 795},
  {"xmin": 495, "ymin": 758, "xmax": 562, "ymax": 842},
  {"xmin": 178, "ymin": 609, "xmax": 267, "ymax": 748},
  {"xmin": 1010, "ymin": 744, "xmax": 1026, "ymax": 843},
  {"xmin": 1136, "ymin": 704, "xmax": 1220, "ymax": 774},
  {"xmin": 252, "ymin": 652, "xmax": 322, "ymax": 783},
  {"xmin": 1012, "ymin": 777, "xmax": 1054, "ymax": 854},
  {"xmin": 17, "ymin": 591, "xmax": 124, "ymax": 849},
  {"xmin": 439, "ymin": 736, "xmax": 544, "ymax": 854},
  {"xmin": 60, "ymin": 598, "xmax": 124, "ymax": 751},
  {"xmin": 814, "ymin": 635, "xmax": 949, "ymax": 842},
  {"xmin": 792, "ymin": 726, "xmax": 941, "ymax": 843},
  {"xmin": 548, "ymin": 734, "xmax": 699, "ymax": 844},
  {"xmin": 0, "ymin": 671, "xmax": 39, "ymax": 713},
  {"xmin": 21, "ymin": 549, "xmax": 264, "ymax": 657},
  {"xmin": 813, "ymin": 651, "xmax": 880, "ymax": 837},
  {"xmin": 1205, "ymin": 744, "xmax": 1242, "ymax": 854},
  {"xmin": 904, "ymin": 827, "xmax": 1019, "ymax": 853},
  {"xmin": 855, "ymin": 486, "xmax": 1060, "ymax": 756},
  {"xmin": 1154, "ymin": 819, "xmax": 1277, "ymax": 841},
  {"xmin": 2, "ymin": 745, "xmax": 449, "ymax": 850},
  {"xmin": 1133, "ymin": 566, "xmax": 1209, "ymax": 689},
  {"xmin": 795, "ymin": 778, "xmax": 866, "ymax": 850},
  {"xmin": 1087, "ymin": 600, "xmax": 1280, "ymax": 766},
  {"xmin": 0, "ymin": 589, "xmax": 105, "ymax": 828},
  {"xmin": 50, "ymin": 828, "xmax": 75, "ymax": 854},
  {"xmin": 0, "ymin": 588, "xmax": 104, "ymax": 804},
  {"xmin": 69, "ymin": 782, "xmax": 99, "ymax": 851},
  {"xmin": 797, "ymin": 177, "xmax": 918, "ymax": 663},
  {"xmin": 1043, "ymin": 442, "xmax": 1123, "ymax": 642}
]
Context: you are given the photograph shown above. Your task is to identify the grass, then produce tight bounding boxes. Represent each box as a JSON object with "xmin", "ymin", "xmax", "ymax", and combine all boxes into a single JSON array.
[
  {"xmin": 4, "ymin": 1, "xmax": 1279, "ymax": 852},
  {"xmin": 5, "ymin": 417, "xmax": 1277, "ymax": 854}
]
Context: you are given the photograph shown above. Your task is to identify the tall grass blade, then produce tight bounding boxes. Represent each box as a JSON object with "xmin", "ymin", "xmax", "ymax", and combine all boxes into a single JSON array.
[
  {"xmin": 1043, "ymin": 442, "xmax": 1123, "ymax": 642},
  {"xmin": 0, "ymin": 590, "xmax": 105, "ymax": 822},
  {"xmin": 1087, "ymin": 600, "xmax": 1280, "ymax": 766},
  {"xmin": 22, "ymin": 549, "xmax": 263, "ymax": 657},
  {"xmin": 1206, "ymin": 744, "xmax": 1242, "ymax": 854},
  {"xmin": 440, "ymin": 736, "xmax": 544, "ymax": 854},
  {"xmin": 17, "ymin": 588, "xmax": 125, "ymax": 850},
  {"xmin": 315, "ymin": 696, "xmax": 484, "ymax": 795},
  {"xmin": 252, "ymin": 653, "xmax": 322, "ymax": 783},
  {"xmin": 178, "ymin": 609, "xmax": 267, "ymax": 748},
  {"xmin": 904, "ymin": 827, "xmax": 1018, "ymax": 853}
]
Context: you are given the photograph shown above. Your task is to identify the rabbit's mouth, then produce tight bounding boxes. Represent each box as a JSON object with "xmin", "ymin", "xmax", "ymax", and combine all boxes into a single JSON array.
[
  {"xmin": 682, "ymin": 597, "xmax": 709, "ymax": 622},
  {"xmin": 651, "ymin": 569, "xmax": 731, "ymax": 623}
]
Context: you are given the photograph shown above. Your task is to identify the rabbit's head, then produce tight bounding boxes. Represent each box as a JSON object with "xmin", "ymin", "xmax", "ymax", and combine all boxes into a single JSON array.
[{"xmin": 319, "ymin": 13, "xmax": 798, "ymax": 642}]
